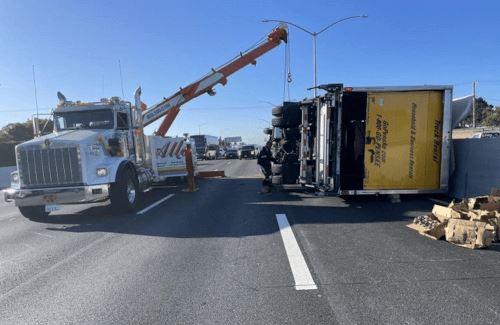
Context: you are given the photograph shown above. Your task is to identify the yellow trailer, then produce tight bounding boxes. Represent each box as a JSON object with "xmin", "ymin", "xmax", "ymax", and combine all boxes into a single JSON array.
[{"xmin": 295, "ymin": 84, "xmax": 453, "ymax": 194}]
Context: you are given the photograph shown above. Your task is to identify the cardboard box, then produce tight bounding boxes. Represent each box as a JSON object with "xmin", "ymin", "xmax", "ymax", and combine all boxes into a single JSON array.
[
  {"xmin": 407, "ymin": 214, "xmax": 446, "ymax": 240},
  {"xmin": 432, "ymin": 205, "xmax": 464, "ymax": 223},
  {"xmin": 467, "ymin": 209, "xmax": 497, "ymax": 221},
  {"xmin": 445, "ymin": 219, "xmax": 495, "ymax": 249},
  {"xmin": 465, "ymin": 196, "xmax": 489, "ymax": 210},
  {"xmin": 479, "ymin": 202, "xmax": 500, "ymax": 212}
]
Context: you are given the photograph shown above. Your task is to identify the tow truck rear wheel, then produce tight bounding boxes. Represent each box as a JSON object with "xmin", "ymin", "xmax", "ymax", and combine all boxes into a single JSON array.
[
  {"xmin": 18, "ymin": 205, "xmax": 50, "ymax": 219},
  {"xmin": 110, "ymin": 167, "xmax": 139, "ymax": 213}
]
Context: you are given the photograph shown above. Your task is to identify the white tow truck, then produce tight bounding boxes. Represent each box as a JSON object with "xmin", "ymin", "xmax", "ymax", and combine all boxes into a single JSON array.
[{"xmin": 3, "ymin": 25, "xmax": 288, "ymax": 218}]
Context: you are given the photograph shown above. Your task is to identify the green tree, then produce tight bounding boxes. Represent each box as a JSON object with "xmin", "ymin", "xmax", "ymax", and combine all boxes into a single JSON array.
[
  {"xmin": 462, "ymin": 97, "xmax": 498, "ymax": 127},
  {"xmin": 0, "ymin": 119, "xmax": 53, "ymax": 143},
  {"xmin": 483, "ymin": 110, "xmax": 500, "ymax": 127}
]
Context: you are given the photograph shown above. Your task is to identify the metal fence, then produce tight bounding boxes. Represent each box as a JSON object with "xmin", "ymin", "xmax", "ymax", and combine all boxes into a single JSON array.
[{"xmin": 449, "ymin": 138, "xmax": 500, "ymax": 198}]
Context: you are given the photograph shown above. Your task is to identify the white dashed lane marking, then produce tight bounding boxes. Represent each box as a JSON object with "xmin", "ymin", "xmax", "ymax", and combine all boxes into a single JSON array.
[
  {"xmin": 275, "ymin": 213, "xmax": 317, "ymax": 290},
  {"xmin": 137, "ymin": 194, "xmax": 175, "ymax": 215}
]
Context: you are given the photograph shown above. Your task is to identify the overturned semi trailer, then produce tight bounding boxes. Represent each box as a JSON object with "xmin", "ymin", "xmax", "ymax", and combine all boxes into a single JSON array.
[{"xmin": 267, "ymin": 84, "xmax": 471, "ymax": 195}]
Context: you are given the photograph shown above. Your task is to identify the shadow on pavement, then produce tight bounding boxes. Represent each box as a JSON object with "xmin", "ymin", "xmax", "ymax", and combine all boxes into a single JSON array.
[{"xmin": 28, "ymin": 177, "xmax": 497, "ymax": 248}]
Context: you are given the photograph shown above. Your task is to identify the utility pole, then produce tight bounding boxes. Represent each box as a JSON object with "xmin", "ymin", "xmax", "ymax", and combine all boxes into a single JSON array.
[{"xmin": 472, "ymin": 81, "xmax": 477, "ymax": 128}]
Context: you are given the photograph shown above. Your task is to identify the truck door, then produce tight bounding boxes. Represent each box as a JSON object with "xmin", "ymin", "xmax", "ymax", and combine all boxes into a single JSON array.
[{"xmin": 363, "ymin": 91, "xmax": 444, "ymax": 190}]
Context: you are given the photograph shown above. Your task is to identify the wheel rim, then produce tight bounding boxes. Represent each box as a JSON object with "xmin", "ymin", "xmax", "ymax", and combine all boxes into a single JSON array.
[{"xmin": 126, "ymin": 178, "xmax": 136, "ymax": 204}]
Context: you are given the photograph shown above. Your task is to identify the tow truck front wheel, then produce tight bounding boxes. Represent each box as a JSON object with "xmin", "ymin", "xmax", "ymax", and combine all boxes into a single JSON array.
[
  {"xmin": 110, "ymin": 168, "xmax": 139, "ymax": 213},
  {"xmin": 18, "ymin": 205, "xmax": 50, "ymax": 219}
]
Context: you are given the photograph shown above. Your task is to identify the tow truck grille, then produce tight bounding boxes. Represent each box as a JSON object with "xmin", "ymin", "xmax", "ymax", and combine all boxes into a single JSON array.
[{"xmin": 17, "ymin": 145, "xmax": 83, "ymax": 188}]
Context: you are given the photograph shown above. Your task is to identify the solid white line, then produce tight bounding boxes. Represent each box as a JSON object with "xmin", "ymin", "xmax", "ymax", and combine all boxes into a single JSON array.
[
  {"xmin": 137, "ymin": 193, "xmax": 175, "ymax": 215},
  {"xmin": 275, "ymin": 214, "xmax": 317, "ymax": 290}
]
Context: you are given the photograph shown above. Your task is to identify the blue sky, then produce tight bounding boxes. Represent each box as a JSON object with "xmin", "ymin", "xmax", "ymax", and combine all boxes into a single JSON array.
[{"xmin": 0, "ymin": 0, "xmax": 499, "ymax": 144}]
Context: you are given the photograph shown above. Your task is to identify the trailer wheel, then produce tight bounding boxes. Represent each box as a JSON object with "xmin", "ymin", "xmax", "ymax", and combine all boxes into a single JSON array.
[
  {"xmin": 18, "ymin": 205, "xmax": 49, "ymax": 219},
  {"xmin": 110, "ymin": 167, "xmax": 139, "ymax": 213},
  {"xmin": 272, "ymin": 105, "xmax": 284, "ymax": 116},
  {"xmin": 272, "ymin": 175, "xmax": 282, "ymax": 185},
  {"xmin": 271, "ymin": 164, "xmax": 282, "ymax": 174}
]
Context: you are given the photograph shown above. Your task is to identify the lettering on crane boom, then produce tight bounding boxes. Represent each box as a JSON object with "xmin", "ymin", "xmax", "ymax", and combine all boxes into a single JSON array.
[{"xmin": 145, "ymin": 102, "xmax": 172, "ymax": 123}]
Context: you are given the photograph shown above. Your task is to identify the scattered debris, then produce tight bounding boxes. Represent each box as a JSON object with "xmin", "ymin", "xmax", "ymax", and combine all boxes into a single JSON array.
[
  {"xmin": 445, "ymin": 219, "xmax": 495, "ymax": 249},
  {"xmin": 407, "ymin": 188, "xmax": 500, "ymax": 249},
  {"xmin": 406, "ymin": 214, "xmax": 446, "ymax": 240}
]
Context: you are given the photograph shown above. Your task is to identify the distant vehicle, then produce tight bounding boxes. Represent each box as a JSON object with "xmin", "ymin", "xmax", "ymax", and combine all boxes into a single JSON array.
[
  {"xmin": 224, "ymin": 149, "xmax": 238, "ymax": 159},
  {"xmin": 471, "ymin": 131, "xmax": 500, "ymax": 139},
  {"xmin": 205, "ymin": 144, "xmax": 220, "ymax": 160},
  {"xmin": 218, "ymin": 147, "xmax": 226, "ymax": 158},
  {"xmin": 190, "ymin": 135, "xmax": 218, "ymax": 159},
  {"xmin": 238, "ymin": 145, "xmax": 256, "ymax": 159}
]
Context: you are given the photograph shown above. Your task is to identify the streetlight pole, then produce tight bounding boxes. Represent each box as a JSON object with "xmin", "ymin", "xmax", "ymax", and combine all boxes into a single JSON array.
[
  {"xmin": 262, "ymin": 15, "xmax": 368, "ymax": 97},
  {"xmin": 313, "ymin": 35, "xmax": 317, "ymax": 98},
  {"xmin": 262, "ymin": 16, "xmax": 367, "ymax": 187}
]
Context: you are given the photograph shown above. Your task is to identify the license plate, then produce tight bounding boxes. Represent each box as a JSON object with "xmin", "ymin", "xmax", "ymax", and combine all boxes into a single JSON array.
[{"xmin": 45, "ymin": 204, "xmax": 60, "ymax": 213}]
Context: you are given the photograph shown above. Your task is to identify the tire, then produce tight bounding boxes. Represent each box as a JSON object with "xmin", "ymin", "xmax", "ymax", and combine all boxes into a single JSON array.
[
  {"xmin": 271, "ymin": 164, "xmax": 282, "ymax": 174},
  {"xmin": 263, "ymin": 127, "xmax": 272, "ymax": 135},
  {"xmin": 272, "ymin": 175, "xmax": 282, "ymax": 185},
  {"xmin": 110, "ymin": 167, "xmax": 139, "ymax": 213},
  {"xmin": 272, "ymin": 105, "xmax": 284, "ymax": 116},
  {"xmin": 272, "ymin": 117, "xmax": 285, "ymax": 127},
  {"xmin": 18, "ymin": 205, "xmax": 49, "ymax": 219}
]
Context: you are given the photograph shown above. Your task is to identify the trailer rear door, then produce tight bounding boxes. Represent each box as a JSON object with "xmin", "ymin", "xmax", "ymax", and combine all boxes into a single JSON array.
[{"xmin": 363, "ymin": 91, "xmax": 443, "ymax": 190}]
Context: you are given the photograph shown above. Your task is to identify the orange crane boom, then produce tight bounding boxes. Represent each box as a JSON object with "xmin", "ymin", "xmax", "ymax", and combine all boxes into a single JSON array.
[{"xmin": 141, "ymin": 24, "xmax": 288, "ymax": 136}]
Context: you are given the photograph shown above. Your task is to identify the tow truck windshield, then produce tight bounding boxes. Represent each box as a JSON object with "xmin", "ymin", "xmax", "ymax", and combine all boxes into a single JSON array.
[{"xmin": 54, "ymin": 109, "xmax": 114, "ymax": 131}]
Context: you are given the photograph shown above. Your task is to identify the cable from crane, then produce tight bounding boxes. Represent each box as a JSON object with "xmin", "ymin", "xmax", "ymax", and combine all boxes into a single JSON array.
[{"xmin": 282, "ymin": 31, "xmax": 292, "ymax": 102}]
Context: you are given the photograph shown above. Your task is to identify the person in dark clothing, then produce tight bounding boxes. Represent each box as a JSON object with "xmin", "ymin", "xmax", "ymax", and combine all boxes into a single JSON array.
[{"xmin": 257, "ymin": 141, "xmax": 275, "ymax": 187}]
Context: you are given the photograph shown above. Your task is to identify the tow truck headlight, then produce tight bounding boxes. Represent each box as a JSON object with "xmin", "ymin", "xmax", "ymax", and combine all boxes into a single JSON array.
[
  {"xmin": 96, "ymin": 168, "xmax": 108, "ymax": 177},
  {"xmin": 10, "ymin": 171, "xmax": 19, "ymax": 183}
]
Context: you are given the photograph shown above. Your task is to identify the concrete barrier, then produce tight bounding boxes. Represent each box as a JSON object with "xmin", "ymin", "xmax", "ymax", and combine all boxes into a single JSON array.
[
  {"xmin": 0, "ymin": 166, "xmax": 16, "ymax": 189},
  {"xmin": 449, "ymin": 138, "xmax": 500, "ymax": 198}
]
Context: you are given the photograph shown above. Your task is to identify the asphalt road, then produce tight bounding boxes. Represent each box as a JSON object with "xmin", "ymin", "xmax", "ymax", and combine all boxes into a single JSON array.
[{"xmin": 1, "ymin": 159, "xmax": 499, "ymax": 324}]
